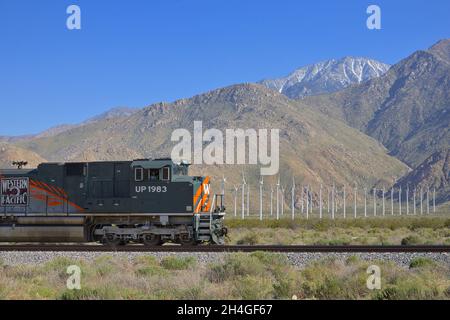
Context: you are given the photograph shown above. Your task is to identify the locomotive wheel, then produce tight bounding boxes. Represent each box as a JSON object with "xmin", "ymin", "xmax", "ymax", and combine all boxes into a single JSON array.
[
  {"xmin": 178, "ymin": 234, "xmax": 197, "ymax": 246},
  {"xmin": 142, "ymin": 234, "xmax": 161, "ymax": 246},
  {"xmin": 102, "ymin": 234, "xmax": 121, "ymax": 246}
]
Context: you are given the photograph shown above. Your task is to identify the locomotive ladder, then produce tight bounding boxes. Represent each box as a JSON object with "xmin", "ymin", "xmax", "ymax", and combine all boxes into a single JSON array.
[{"xmin": 195, "ymin": 194, "xmax": 216, "ymax": 241}]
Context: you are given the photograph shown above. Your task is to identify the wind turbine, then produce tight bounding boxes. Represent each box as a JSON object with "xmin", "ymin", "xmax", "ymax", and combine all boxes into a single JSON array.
[
  {"xmin": 343, "ymin": 185, "xmax": 346, "ymax": 219},
  {"xmin": 259, "ymin": 176, "xmax": 264, "ymax": 221},
  {"xmin": 420, "ymin": 187, "xmax": 423, "ymax": 215},
  {"xmin": 354, "ymin": 183, "xmax": 357, "ymax": 219},
  {"xmin": 291, "ymin": 177, "xmax": 296, "ymax": 220},
  {"xmin": 233, "ymin": 185, "xmax": 239, "ymax": 217},
  {"xmin": 364, "ymin": 187, "xmax": 368, "ymax": 218},
  {"xmin": 221, "ymin": 175, "xmax": 226, "ymax": 196},
  {"xmin": 433, "ymin": 188, "xmax": 436, "ymax": 214},
  {"xmin": 319, "ymin": 184, "xmax": 323, "ymax": 219},
  {"xmin": 247, "ymin": 183, "xmax": 250, "ymax": 217},
  {"xmin": 406, "ymin": 184, "xmax": 409, "ymax": 215},
  {"xmin": 241, "ymin": 172, "xmax": 246, "ymax": 220},
  {"xmin": 391, "ymin": 187, "xmax": 394, "ymax": 215},
  {"xmin": 306, "ymin": 185, "xmax": 309, "ymax": 220},
  {"xmin": 373, "ymin": 187, "xmax": 377, "ymax": 216},
  {"xmin": 270, "ymin": 185, "xmax": 274, "ymax": 217},
  {"xmin": 276, "ymin": 177, "xmax": 280, "ymax": 220}
]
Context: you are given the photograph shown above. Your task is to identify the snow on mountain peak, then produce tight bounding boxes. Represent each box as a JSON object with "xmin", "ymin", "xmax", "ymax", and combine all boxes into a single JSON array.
[{"xmin": 259, "ymin": 57, "xmax": 390, "ymax": 98}]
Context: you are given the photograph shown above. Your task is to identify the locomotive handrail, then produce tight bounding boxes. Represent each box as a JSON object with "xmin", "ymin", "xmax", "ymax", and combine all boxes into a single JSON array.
[{"xmin": 209, "ymin": 194, "xmax": 216, "ymax": 231}]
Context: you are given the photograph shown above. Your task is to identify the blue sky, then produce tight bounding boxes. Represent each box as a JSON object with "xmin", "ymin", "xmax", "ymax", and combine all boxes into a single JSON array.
[{"xmin": 0, "ymin": 0, "xmax": 448, "ymax": 136}]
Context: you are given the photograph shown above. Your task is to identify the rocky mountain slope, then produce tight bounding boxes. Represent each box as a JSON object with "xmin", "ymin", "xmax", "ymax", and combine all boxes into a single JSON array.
[
  {"xmin": 13, "ymin": 84, "xmax": 407, "ymax": 195},
  {"xmin": 393, "ymin": 149, "xmax": 449, "ymax": 204},
  {"xmin": 259, "ymin": 57, "xmax": 390, "ymax": 98},
  {"xmin": 304, "ymin": 39, "xmax": 450, "ymax": 169},
  {"xmin": 0, "ymin": 143, "xmax": 47, "ymax": 169}
]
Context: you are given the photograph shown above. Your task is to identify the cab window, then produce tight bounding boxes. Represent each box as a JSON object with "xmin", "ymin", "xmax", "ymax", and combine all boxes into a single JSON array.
[
  {"xmin": 149, "ymin": 169, "xmax": 159, "ymax": 181},
  {"xmin": 134, "ymin": 167, "xmax": 143, "ymax": 181},
  {"xmin": 162, "ymin": 167, "xmax": 171, "ymax": 181}
]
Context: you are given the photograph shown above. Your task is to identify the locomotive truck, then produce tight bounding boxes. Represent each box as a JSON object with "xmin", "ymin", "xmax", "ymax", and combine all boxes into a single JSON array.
[{"xmin": 0, "ymin": 158, "xmax": 227, "ymax": 245}]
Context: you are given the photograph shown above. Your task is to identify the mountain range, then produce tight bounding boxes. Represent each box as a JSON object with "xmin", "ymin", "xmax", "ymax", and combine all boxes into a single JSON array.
[
  {"xmin": 1, "ymin": 39, "xmax": 448, "ymax": 207},
  {"xmin": 259, "ymin": 57, "xmax": 390, "ymax": 98}
]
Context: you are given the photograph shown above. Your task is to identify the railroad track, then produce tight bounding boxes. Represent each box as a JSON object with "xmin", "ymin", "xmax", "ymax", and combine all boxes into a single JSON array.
[{"xmin": 0, "ymin": 244, "xmax": 449, "ymax": 252}]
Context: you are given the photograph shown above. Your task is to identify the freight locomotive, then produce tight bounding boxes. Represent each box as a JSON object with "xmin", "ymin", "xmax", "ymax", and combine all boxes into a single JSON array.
[{"xmin": 0, "ymin": 158, "xmax": 227, "ymax": 245}]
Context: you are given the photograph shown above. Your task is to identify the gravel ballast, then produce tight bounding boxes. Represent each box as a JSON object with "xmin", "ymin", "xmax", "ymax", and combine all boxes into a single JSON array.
[{"xmin": 0, "ymin": 251, "xmax": 448, "ymax": 268}]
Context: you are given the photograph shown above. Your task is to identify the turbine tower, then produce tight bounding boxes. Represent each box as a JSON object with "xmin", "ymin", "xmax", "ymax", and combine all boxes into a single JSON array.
[
  {"xmin": 276, "ymin": 177, "xmax": 280, "ymax": 220},
  {"xmin": 233, "ymin": 185, "xmax": 239, "ymax": 217},
  {"xmin": 270, "ymin": 185, "xmax": 274, "ymax": 217},
  {"xmin": 291, "ymin": 177, "xmax": 296, "ymax": 220},
  {"xmin": 319, "ymin": 184, "xmax": 323, "ymax": 219},
  {"xmin": 259, "ymin": 176, "xmax": 264, "ymax": 221},
  {"xmin": 241, "ymin": 172, "xmax": 246, "ymax": 220}
]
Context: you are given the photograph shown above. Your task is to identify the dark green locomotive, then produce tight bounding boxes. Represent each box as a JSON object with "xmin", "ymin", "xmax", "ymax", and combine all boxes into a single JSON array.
[{"xmin": 0, "ymin": 158, "xmax": 226, "ymax": 245}]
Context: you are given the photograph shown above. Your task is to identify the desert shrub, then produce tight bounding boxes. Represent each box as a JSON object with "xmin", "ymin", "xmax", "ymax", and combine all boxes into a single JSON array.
[
  {"xmin": 250, "ymin": 251, "xmax": 288, "ymax": 267},
  {"xmin": 134, "ymin": 255, "xmax": 159, "ymax": 266},
  {"xmin": 232, "ymin": 275, "xmax": 274, "ymax": 299},
  {"xmin": 136, "ymin": 265, "xmax": 167, "ymax": 276},
  {"xmin": 43, "ymin": 256, "xmax": 84, "ymax": 279},
  {"xmin": 161, "ymin": 256, "xmax": 196, "ymax": 270},
  {"xmin": 236, "ymin": 232, "xmax": 260, "ymax": 245},
  {"xmin": 93, "ymin": 255, "xmax": 116, "ymax": 276},
  {"xmin": 401, "ymin": 235, "xmax": 422, "ymax": 245},
  {"xmin": 409, "ymin": 257, "xmax": 436, "ymax": 269},
  {"xmin": 60, "ymin": 287, "xmax": 115, "ymax": 300},
  {"xmin": 207, "ymin": 253, "xmax": 265, "ymax": 282},
  {"xmin": 346, "ymin": 255, "xmax": 360, "ymax": 264},
  {"xmin": 444, "ymin": 219, "xmax": 450, "ymax": 228},
  {"xmin": 373, "ymin": 281, "xmax": 440, "ymax": 300}
]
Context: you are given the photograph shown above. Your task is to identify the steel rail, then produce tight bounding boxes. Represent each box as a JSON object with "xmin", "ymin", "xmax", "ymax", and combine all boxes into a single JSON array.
[{"xmin": 0, "ymin": 244, "xmax": 449, "ymax": 252}]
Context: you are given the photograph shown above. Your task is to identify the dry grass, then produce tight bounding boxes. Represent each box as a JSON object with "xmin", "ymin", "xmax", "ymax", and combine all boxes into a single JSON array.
[
  {"xmin": 225, "ymin": 217, "xmax": 450, "ymax": 245},
  {"xmin": 0, "ymin": 252, "xmax": 449, "ymax": 300}
]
